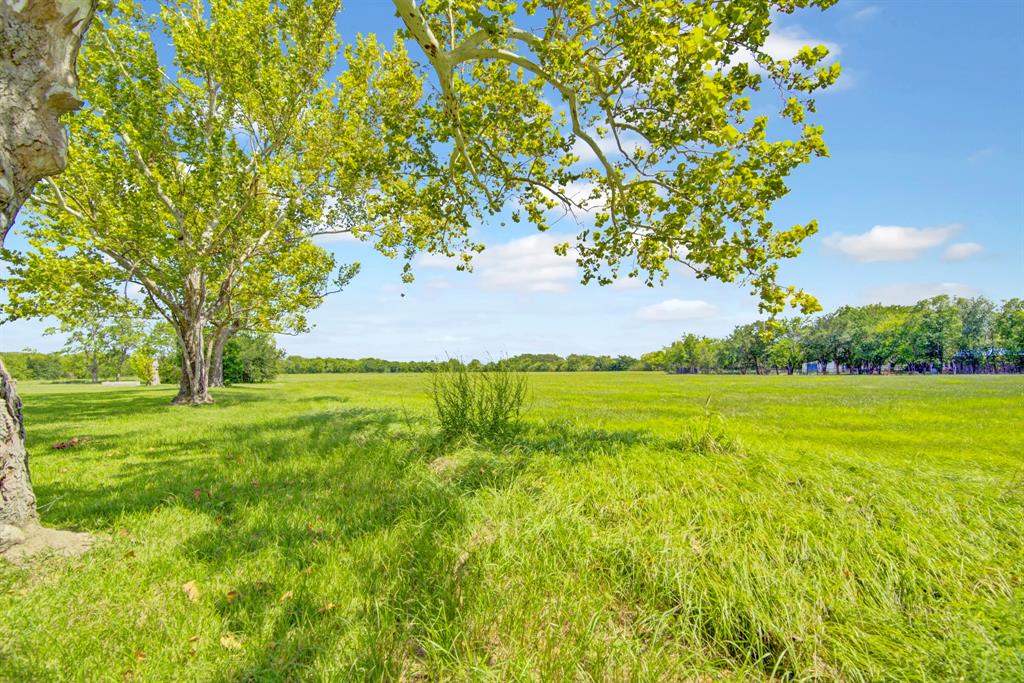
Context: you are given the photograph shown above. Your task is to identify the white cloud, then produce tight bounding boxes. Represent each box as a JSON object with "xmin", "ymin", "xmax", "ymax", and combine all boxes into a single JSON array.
[
  {"xmin": 861, "ymin": 282, "xmax": 979, "ymax": 305},
  {"xmin": 637, "ymin": 298, "xmax": 717, "ymax": 322},
  {"xmin": 761, "ymin": 26, "xmax": 841, "ymax": 63},
  {"xmin": 312, "ymin": 231, "xmax": 358, "ymax": 244},
  {"xmin": 852, "ymin": 6, "xmax": 880, "ymax": 22},
  {"xmin": 967, "ymin": 147, "xmax": 996, "ymax": 165},
  {"xmin": 418, "ymin": 233, "xmax": 579, "ymax": 294},
  {"xmin": 572, "ymin": 132, "xmax": 646, "ymax": 165},
  {"xmin": 824, "ymin": 224, "xmax": 960, "ymax": 262},
  {"xmin": 424, "ymin": 278, "xmax": 452, "ymax": 290},
  {"xmin": 609, "ymin": 277, "xmax": 645, "ymax": 290},
  {"xmin": 481, "ymin": 234, "xmax": 578, "ymax": 293},
  {"xmin": 943, "ymin": 242, "xmax": 984, "ymax": 261}
]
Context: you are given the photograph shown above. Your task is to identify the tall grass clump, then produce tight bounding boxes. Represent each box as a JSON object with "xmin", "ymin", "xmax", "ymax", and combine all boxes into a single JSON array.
[
  {"xmin": 683, "ymin": 397, "xmax": 741, "ymax": 456},
  {"xmin": 430, "ymin": 360, "xmax": 528, "ymax": 441}
]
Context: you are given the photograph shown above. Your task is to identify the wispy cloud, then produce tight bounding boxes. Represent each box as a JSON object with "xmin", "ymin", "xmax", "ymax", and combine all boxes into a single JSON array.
[
  {"xmin": 824, "ymin": 224, "xmax": 960, "ymax": 262},
  {"xmin": 943, "ymin": 242, "xmax": 984, "ymax": 261},
  {"xmin": 418, "ymin": 233, "xmax": 579, "ymax": 294},
  {"xmin": 967, "ymin": 147, "xmax": 996, "ymax": 165},
  {"xmin": 852, "ymin": 5, "xmax": 880, "ymax": 22},
  {"xmin": 637, "ymin": 298, "xmax": 717, "ymax": 322},
  {"xmin": 861, "ymin": 282, "xmax": 979, "ymax": 305}
]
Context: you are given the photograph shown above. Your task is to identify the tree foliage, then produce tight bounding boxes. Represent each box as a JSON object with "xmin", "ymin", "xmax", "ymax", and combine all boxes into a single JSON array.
[
  {"xmin": 2, "ymin": 0, "xmax": 460, "ymax": 404},
  {"xmin": 393, "ymin": 0, "xmax": 839, "ymax": 314}
]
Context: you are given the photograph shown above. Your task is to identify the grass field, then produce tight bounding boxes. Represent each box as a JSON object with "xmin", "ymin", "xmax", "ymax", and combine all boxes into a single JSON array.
[{"xmin": 1, "ymin": 373, "xmax": 1022, "ymax": 681}]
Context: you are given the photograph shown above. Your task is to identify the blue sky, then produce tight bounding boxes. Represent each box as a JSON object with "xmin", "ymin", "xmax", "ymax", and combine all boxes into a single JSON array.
[{"xmin": 2, "ymin": 0, "xmax": 1022, "ymax": 360}]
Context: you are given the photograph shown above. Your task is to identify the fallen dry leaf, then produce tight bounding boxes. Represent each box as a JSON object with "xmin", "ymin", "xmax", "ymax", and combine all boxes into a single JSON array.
[
  {"xmin": 278, "ymin": 591, "xmax": 293, "ymax": 603},
  {"xmin": 192, "ymin": 487, "xmax": 203, "ymax": 501},
  {"xmin": 318, "ymin": 602, "xmax": 337, "ymax": 613},
  {"xmin": 220, "ymin": 633, "xmax": 242, "ymax": 650},
  {"xmin": 226, "ymin": 590, "xmax": 239, "ymax": 603},
  {"xmin": 189, "ymin": 635, "xmax": 201, "ymax": 642},
  {"xmin": 52, "ymin": 436, "xmax": 92, "ymax": 450},
  {"xmin": 134, "ymin": 650, "xmax": 145, "ymax": 662},
  {"xmin": 117, "ymin": 528, "xmax": 130, "ymax": 538},
  {"xmin": 181, "ymin": 580, "xmax": 200, "ymax": 602}
]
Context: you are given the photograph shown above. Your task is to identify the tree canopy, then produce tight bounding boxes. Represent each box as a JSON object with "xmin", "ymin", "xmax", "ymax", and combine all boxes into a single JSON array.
[
  {"xmin": 2, "ymin": 0, "xmax": 467, "ymax": 403},
  {"xmin": 392, "ymin": 0, "xmax": 839, "ymax": 315},
  {"xmin": 3, "ymin": 0, "xmax": 845, "ymax": 405}
]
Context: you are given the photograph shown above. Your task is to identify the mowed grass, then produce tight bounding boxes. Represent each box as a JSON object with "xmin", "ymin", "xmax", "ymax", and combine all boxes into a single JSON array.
[{"xmin": 1, "ymin": 373, "xmax": 1022, "ymax": 681}]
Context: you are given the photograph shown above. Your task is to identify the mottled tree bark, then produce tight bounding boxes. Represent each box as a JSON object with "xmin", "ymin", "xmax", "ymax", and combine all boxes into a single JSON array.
[
  {"xmin": 1, "ymin": 0, "xmax": 93, "ymax": 241},
  {"xmin": 0, "ymin": 359, "xmax": 35, "ymax": 536},
  {"xmin": 1, "ymin": 0, "xmax": 95, "ymax": 548},
  {"xmin": 173, "ymin": 315, "xmax": 213, "ymax": 404},
  {"xmin": 149, "ymin": 357, "xmax": 161, "ymax": 385},
  {"xmin": 209, "ymin": 322, "xmax": 239, "ymax": 388}
]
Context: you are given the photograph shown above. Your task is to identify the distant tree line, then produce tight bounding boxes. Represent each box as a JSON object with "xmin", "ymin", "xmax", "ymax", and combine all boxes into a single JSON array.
[
  {"xmin": 8, "ymin": 296, "xmax": 1021, "ymax": 381},
  {"xmin": 645, "ymin": 295, "xmax": 1024, "ymax": 375},
  {"xmin": 282, "ymin": 353, "xmax": 643, "ymax": 374}
]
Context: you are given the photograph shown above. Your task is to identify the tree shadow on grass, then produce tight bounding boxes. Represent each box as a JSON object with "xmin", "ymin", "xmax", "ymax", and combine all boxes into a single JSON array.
[{"xmin": 18, "ymin": 388, "xmax": 671, "ymax": 680}]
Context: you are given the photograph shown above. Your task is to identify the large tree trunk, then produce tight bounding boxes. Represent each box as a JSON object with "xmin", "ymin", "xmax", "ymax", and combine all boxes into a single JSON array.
[
  {"xmin": 149, "ymin": 357, "xmax": 161, "ymax": 385},
  {"xmin": 0, "ymin": 360, "xmax": 36, "ymax": 537},
  {"xmin": 208, "ymin": 323, "xmax": 239, "ymax": 388},
  {"xmin": 1, "ymin": 0, "xmax": 95, "ymax": 548},
  {"xmin": 174, "ymin": 317, "xmax": 212, "ymax": 405},
  {"xmin": 1, "ymin": 0, "xmax": 94, "ymax": 242}
]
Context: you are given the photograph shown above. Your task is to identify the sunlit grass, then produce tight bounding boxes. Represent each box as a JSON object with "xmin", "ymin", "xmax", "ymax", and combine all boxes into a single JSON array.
[{"xmin": 2, "ymin": 373, "xmax": 1021, "ymax": 680}]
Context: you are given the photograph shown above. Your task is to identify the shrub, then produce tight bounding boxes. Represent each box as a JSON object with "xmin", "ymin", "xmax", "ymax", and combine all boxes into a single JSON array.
[
  {"xmin": 223, "ymin": 332, "xmax": 283, "ymax": 384},
  {"xmin": 129, "ymin": 353, "xmax": 157, "ymax": 384},
  {"xmin": 430, "ymin": 361, "xmax": 528, "ymax": 441}
]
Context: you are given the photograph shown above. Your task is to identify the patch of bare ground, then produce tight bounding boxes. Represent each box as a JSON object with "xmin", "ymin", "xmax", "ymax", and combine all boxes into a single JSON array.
[{"xmin": 0, "ymin": 522, "xmax": 93, "ymax": 564}]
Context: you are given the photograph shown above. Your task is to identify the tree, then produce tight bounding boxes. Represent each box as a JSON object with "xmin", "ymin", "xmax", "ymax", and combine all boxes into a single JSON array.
[
  {"xmin": 954, "ymin": 297, "xmax": 995, "ymax": 373},
  {"xmin": 908, "ymin": 296, "xmax": 962, "ymax": 372},
  {"xmin": 0, "ymin": 0, "xmax": 94, "ymax": 241},
  {"xmin": 995, "ymin": 298, "xmax": 1024, "ymax": 370},
  {"xmin": 1, "ymin": 0, "xmax": 95, "ymax": 543},
  {"xmin": 45, "ymin": 310, "xmax": 144, "ymax": 383},
  {"xmin": 7, "ymin": 0, "xmax": 467, "ymax": 405},
  {"xmin": 768, "ymin": 319, "xmax": 806, "ymax": 374},
  {"xmin": 391, "ymin": 0, "xmax": 837, "ymax": 316},
  {"xmin": 221, "ymin": 331, "xmax": 284, "ymax": 384}
]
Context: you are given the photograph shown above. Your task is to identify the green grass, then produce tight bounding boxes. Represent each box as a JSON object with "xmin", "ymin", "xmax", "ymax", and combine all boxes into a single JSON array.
[{"xmin": 2, "ymin": 373, "xmax": 1022, "ymax": 681}]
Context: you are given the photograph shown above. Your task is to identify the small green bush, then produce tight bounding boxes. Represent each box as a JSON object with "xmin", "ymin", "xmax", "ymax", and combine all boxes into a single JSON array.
[
  {"xmin": 223, "ymin": 332, "xmax": 283, "ymax": 384},
  {"xmin": 430, "ymin": 361, "xmax": 528, "ymax": 441}
]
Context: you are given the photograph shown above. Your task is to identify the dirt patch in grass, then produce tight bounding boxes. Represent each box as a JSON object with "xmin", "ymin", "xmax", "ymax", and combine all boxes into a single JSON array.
[{"xmin": 1, "ymin": 523, "xmax": 93, "ymax": 564}]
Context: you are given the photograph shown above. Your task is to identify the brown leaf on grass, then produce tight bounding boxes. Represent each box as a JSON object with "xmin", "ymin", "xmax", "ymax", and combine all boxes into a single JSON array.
[
  {"xmin": 134, "ymin": 651, "xmax": 145, "ymax": 662},
  {"xmin": 181, "ymin": 581, "xmax": 200, "ymax": 602},
  {"xmin": 188, "ymin": 635, "xmax": 201, "ymax": 642},
  {"xmin": 117, "ymin": 528, "xmax": 130, "ymax": 538},
  {"xmin": 318, "ymin": 602, "xmax": 337, "ymax": 613},
  {"xmin": 278, "ymin": 591, "xmax": 293, "ymax": 603},
  {"xmin": 226, "ymin": 590, "xmax": 239, "ymax": 603},
  {"xmin": 220, "ymin": 633, "xmax": 242, "ymax": 650},
  {"xmin": 191, "ymin": 487, "xmax": 203, "ymax": 501},
  {"xmin": 214, "ymin": 515, "xmax": 224, "ymax": 525},
  {"xmin": 52, "ymin": 436, "xmax": 92, "ymax": 450}
]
